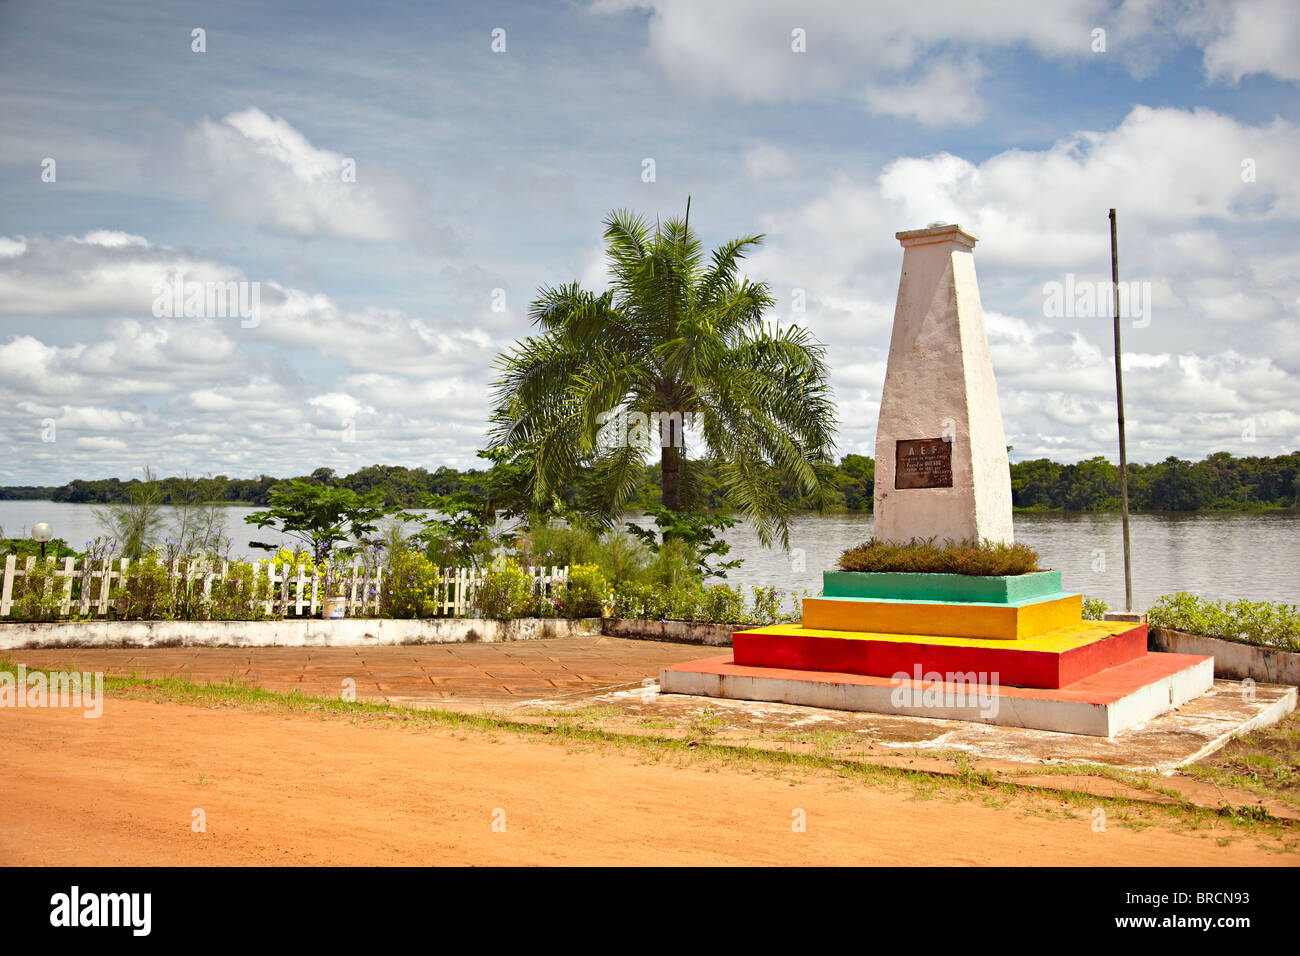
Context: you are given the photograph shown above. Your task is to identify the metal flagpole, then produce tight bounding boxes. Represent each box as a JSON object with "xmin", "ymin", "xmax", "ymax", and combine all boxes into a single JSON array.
[{"xmin": 1109, "ymin": 208, "xmax": 1133, "ymax": 613}]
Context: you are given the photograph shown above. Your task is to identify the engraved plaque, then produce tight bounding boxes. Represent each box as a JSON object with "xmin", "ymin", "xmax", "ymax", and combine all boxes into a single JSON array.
[{"xmin": 894, "ymin": 438, "xmax": 953, "ymax": 489}]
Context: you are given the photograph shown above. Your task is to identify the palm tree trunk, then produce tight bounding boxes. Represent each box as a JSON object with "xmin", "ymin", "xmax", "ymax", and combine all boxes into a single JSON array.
[{"xmin": 661, "ymin": 443, "xmax": 681, "ymax": 511}]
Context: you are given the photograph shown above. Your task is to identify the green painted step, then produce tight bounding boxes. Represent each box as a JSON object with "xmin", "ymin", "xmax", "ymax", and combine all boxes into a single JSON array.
[
  {"xmin": 822, "ymin": 570, "xmax": 1063, "ymax": 605},
  {"xmin": 807, "ymin": 590, "xmax": 1079, "ymax": 609}
]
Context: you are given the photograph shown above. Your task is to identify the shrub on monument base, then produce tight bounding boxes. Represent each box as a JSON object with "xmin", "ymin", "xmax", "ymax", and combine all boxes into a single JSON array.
[{"xmin": 837, "ymin": 538, "xmax": 1042, "ymax": 576}]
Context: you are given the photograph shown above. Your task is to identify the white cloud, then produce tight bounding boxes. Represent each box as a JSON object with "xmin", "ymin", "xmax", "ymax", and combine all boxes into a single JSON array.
[
  {"xmin": 0, "ymin": 229, "xmax": 501, "ymax": 481},
  {"xmin": 597, "ymin": 0, "xmax": 1300, "ymax": 125},
  {"xmin": 743, "ymin": 143, "xmax": 795, "ymax": 178},
  {"xmin": 863, "ymin": 59, "xmax": 986, "ymax": 126},
  {"xmin": 0, "ymin": 232, "xmax": 250, "ymax": 317},
  {"xmin": 1202, "ymin": 0, "xmax": 1300, "ymax": 83},
  {"xmin": 74, "ymin": 436, "xmax": 128, "ymax": 452},
  {"xmin": 743, "ymin": 105, "xmax": 1300, "ymax": 461},
  {"xmin": 74, "ymin": 230, "xmax": 149, "ymax": 248},
  {"xmin": 180, "ymin": 108, "xmax": 420, "ymax": 242},
  {"xmin": 3, "ymin": 92, "xmax": 1299, "ymax": 485}
]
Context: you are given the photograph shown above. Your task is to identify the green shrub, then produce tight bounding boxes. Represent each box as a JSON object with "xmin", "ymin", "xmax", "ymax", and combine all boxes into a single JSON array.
[
  {"xmin": 608, "ymin": 579, "xmax": 802, "ymax": 625},
  {"xmin": 15, "ymin": 560, "xmax": 62, "ymax": 622},
  {"xmin": 646, "ymin": 537, "xmax": 703, "ymax": 589},
  {"xmin": 751, "ymin": 585, "xmax": 787, "ymax": 624},
  {"xmin": 592, "ymin": 531, "xmax": 652, "ymax": 586},
  {"xmin": 554, "ymin": 563, "xmax": 609, "ymax": 618},
  {"xmin": 115, "ymin": 554, "xmax": 175, "ymax": 620},
  {"xmin": 476, "ymin": 559, "xmax": 538, "ymax": 620},
  {"xmin": 665, "ymin": 582, "xmax": 702, "ymax": 622},
  {"xmin": 519, "ymin": 522, "xmax": 601, "ymax": 569},
  {"xmin": 837, "ymin": 537, "xmax": 1042, "ymax": 576},
  {"xmin": 381, "ymin": 548, "xmax": 441, "ymax": 619},
  {"xmin": 609, "ymin": 581, "xmax": 684, "ymax": 621},
  {"xmin": 209, "ymin": 561, "xmax": 269, "ymax": 621},
  {"xmin": 169, "ymin": 557, "xmax": 212, "ymax": 620},
  {"xmin": 1148, "ymin": 592, "xmax": 1299, "ymax": 652},
  {"xmin": 700, "ymin": 584, "xmax": 748, "ymax": 625},
  {"xmin": 1082, "ymin": 596, "xmax": 1109, "ymax": 621}
]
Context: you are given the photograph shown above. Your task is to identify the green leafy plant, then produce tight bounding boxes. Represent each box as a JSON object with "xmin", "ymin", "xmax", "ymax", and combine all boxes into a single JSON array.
[
  {"xmin": 1082, "ymin": 596, "xmax": 1109, "ymax": 621},
  {"xmin": 627, "ymin": 505, "xmax": 741, "ymax": 580},
  {"xmin": 0, "ymin": 537, "xmax": 80, "ymax": 561},
  {"xmin": 208, "ymin": 561, "xmax": 269, "ymax": 621},
  {"xmin": 700, "ymin": 584, "xmax": 749, "ymax": 625},
  {"xmin": 517, "ymin": 520, "xmax": 602, "ymax": 569},
  {"xmin": 15, "ymin": 560, "xmax": 62, "ymax": 622},
  {"xmin": 115, "ymin": 554, "xmax": 175, "ymax": 620},
  {"xmin": 837, "ymin": 538, "xmax": 1043, "ymax": 576},
  {"xmin": 554, "ymin": 563, "xmax": 609, "ymax": 618},
  {"xmin": 590, "ymin": 530, "xmax": 652, "ymax": 585},
  {"xmin": 607, "ymin": 579, "xmax": 800, "ymax": 625},
  {"xmin": 409, "ymin": 492, "xmax": 506, "ymax": 571},
  {"xmin": 381, "ymin": 548, "xmax": 441, "ymax": 619},
  {"xmin": 246, "ymin": 482, "xmax": 393, "ymax": 574},
  {"xmin": 750, "ymin": 585, "xmax": 786, "ymax": 624},
  {"xmin": 1148, "ymin": 592, "xmax": 1299, "ymax": 651},
  {"xmin": 476, "ymin": 559, "xmax": 538, "ymax": 620}
]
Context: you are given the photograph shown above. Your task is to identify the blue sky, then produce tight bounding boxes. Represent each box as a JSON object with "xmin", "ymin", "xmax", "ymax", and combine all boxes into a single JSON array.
[{"xmin": 1, "ymin": 0, "xmax": 1298, "ymax": 484}]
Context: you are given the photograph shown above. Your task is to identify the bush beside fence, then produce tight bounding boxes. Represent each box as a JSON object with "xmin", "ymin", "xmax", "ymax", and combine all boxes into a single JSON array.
[{"xmin": 0, "ymin": 554, "xmax": 569, "ymax": 622}]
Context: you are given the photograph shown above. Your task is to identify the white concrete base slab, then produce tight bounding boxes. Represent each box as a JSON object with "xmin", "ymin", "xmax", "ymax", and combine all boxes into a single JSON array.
[{"xmin": 660, "ymin": 655, "xmax": 1215, "ymax": 737}]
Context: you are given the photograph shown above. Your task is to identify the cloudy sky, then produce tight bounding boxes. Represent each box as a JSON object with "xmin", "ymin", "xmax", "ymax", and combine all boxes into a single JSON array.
[{"xmin": 1, "ymin": 0, "xmax": 1297, "ymax": 485}]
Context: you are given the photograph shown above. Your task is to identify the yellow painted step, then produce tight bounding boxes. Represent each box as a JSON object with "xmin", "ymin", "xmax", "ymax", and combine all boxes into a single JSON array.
[{"xmin": 800, "ymin": 594, "xmax": 1084, "ymax": 641}]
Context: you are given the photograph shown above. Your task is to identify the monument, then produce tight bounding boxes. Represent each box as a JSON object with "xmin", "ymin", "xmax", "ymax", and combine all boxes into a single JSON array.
[
  {"xmin": 660, "ymin": 224, "xmax": 1215, "ymax": 736},
  {"xmin": 873, "ymin": 224, "xmax": 1013, "ymax": 546}
]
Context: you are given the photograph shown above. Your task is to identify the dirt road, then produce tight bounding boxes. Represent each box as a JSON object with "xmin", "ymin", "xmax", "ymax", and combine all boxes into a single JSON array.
[{"xmin": 0, "ymin": 697, "xmax": 1288, "ymax": 865}]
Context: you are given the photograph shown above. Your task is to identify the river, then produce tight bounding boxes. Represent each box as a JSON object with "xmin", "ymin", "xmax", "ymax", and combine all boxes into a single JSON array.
[{"xmin": 1, "ymin": 501, "xmax": 1295, "ymax": 611}]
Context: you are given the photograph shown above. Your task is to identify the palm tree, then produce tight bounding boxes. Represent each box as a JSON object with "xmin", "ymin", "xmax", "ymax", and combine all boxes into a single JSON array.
[{"xmin": 488, "ymin": 202, "xmax": 837, "ymax": 546}]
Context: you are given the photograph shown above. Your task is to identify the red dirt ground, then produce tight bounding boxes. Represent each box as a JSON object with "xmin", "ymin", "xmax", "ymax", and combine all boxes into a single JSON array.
[{"xmin": 0, "ymin": 697, "xmax": 1290, "ymax": 866}]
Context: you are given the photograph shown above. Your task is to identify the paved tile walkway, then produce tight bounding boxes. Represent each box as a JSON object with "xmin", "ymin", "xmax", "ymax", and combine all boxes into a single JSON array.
[{"xmin": 12, "ymin": 637, "xmax": 709, "ymax": 709}]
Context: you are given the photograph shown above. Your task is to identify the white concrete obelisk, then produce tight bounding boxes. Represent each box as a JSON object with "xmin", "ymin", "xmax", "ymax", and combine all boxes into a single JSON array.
[{"xmin": 872, "ymin": 224, "xmax": 1014, "ymax": 546}]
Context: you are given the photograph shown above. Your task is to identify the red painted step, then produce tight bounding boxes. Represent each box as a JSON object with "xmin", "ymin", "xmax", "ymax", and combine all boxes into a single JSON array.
[{"xmin": 731, "ymin": 623, "xmax": 1149, "ymax": 690}]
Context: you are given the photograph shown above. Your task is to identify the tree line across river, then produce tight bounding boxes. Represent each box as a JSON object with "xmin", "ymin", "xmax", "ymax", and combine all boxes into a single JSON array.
[{"xmin": 3, "ymin": 450, "xmax": 1297, "ymax": 513}]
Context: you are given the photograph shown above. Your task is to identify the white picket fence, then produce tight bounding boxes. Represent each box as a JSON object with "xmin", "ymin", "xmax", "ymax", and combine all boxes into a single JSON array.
[{"xmin": 0, "ymin": 554, "xmax": 570, "ymax": 620}]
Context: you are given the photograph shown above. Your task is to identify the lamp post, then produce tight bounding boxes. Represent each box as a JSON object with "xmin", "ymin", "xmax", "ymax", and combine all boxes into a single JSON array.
[{"xmin": 31, "ymin": 522, "xmax": 53, "ymax": 560}]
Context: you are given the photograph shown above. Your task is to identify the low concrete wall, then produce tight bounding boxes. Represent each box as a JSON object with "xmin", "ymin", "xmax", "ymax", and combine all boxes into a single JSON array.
[
  {"xmin": 1149, "ymin": 627, "xmax": 1300, "ymax": 686},
  {"xmin": 0, "ymin": 616, "xmax": 601, "ymax": 651},
  {"xmin": 602, "ymin": 618, "xmax": 737, "ymax": 646}
]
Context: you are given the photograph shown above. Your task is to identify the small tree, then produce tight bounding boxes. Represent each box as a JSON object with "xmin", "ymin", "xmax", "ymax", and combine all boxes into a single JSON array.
[
  {"xmin": 245, "ymin": 483, "xmax": 393, "ymax": 588},
  {"xmin": 408, "ymin": 492, "xmax": 510, "ymax": 570},
  {"xmin": 93, "ymin": 466, "xmax": 165, "ymax": 559},
  {"xmin": 625, "ymin": 505, "xmax": 741, "ymax": 580}
]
